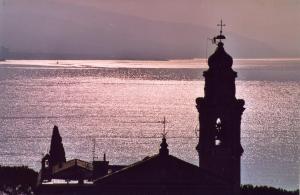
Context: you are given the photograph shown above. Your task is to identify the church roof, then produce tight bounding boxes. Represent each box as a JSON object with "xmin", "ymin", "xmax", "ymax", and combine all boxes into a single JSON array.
[
  {"xmin": 94, "ymin": 135, "xmax": 228, "ymax": 187},
  {"xmin": 52, "ymin": 159, "xmax": 93, "ymax": 180},
  {"xmin": 94, "ymin": 153, "xmax": 227, "ymax": 186}
]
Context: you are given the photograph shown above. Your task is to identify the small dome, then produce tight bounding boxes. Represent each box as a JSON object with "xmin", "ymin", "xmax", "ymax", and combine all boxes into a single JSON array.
[
  {"xmin": 159, "ymin": 135, "xmax": 169, "ymax": 156},
  {"xmin": 208, "ymin": 42, "xmax": 233, "ymax": 69}
]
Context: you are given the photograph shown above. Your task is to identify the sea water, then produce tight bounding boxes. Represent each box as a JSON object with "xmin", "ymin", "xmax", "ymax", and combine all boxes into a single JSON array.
[{"xmin": 0, "ymin": 59, "xmax": 299, "ymax": 190}]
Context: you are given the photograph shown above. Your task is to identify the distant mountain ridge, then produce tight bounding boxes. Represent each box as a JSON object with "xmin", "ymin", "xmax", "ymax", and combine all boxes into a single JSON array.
[{"xmin": 2, "ymin": 2, "xmax": 294, "ymax": 59}]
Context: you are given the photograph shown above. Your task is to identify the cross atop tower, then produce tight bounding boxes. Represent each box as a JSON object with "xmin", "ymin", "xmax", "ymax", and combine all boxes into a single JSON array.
[
  {"xmin": 217, "ymin": 19, "xmax": 226, "ymax": 36},
  {"xmin": 211, "ymin": 20, "xmax": 226, "ymax": 44}
]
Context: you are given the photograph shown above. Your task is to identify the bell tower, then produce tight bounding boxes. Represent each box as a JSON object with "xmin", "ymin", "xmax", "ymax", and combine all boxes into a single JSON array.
[{"xmin": 195, "ymin": 21, "xmax": 245, "ymax": 195}]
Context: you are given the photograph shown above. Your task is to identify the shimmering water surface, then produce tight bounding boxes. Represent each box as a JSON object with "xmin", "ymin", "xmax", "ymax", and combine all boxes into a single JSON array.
[{"xmin": 0, "ymin": 59, "xmax": 299, "ymax": 190}]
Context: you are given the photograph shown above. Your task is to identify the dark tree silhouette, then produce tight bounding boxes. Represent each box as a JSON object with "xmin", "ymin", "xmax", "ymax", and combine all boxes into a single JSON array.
[
  {"xmin": 0, "ymin": 166, "xmax": 37, "ymax": 194},
  {"xmin": 241, "ymin": 185, "xmax": 299, "ymax": 195},
  {"xmin": 49, "ymin": 125, "xmax": 66, "ymax": 166}
]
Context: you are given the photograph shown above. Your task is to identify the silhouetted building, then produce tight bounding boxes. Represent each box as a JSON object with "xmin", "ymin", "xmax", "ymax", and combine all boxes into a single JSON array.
[
  {"xmin": 38, "ymin": 126, "xmax": 126, "ymax": 186},
  {"xmin": 92, "ymin": 135, "xmax": 231, "ymax": 195},
  {"xmin": 38, "ymin": 135, "xmax": 232, "ymax": 195},
  {"xmin": 196, "ymin": 21, "xmax": 245, "ymax": 195}
]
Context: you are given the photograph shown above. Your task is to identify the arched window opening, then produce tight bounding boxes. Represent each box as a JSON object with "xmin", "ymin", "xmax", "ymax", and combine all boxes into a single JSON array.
[
  {"xmin": 215, "ymin": 118, "xmax": 222, "ymax": 146},
  {"xmin": 45, "ymin": 159, "xmax": 49, "ymax": 168}
]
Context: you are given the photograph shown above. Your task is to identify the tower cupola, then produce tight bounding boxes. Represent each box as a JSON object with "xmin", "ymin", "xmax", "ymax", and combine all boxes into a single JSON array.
[
  {"xmin": 159, "ymin": 135, "xmax": 169, "ymax": 156},
  {"xmin": 208, "ymin": 42, "xmax": 233, "ymax": 70}
]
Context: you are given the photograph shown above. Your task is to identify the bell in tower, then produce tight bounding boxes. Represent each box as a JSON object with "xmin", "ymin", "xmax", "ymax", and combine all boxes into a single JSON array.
[{"xmin": 195, "ymin": 21, "xmax": 245, "ymax": 195}]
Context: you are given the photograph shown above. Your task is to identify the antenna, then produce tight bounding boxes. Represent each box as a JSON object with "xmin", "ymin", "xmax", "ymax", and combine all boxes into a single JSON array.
[
  {"xmin": 92, "ymin": 138, "xmax": 96, "ymax": 161},
  {"xmin": 195, "ymin": 123, "xmax": 200, "ymax": 138},
  {"xmin": 206, "ymin": 37, "xmax": 213, "ymax": 64}
]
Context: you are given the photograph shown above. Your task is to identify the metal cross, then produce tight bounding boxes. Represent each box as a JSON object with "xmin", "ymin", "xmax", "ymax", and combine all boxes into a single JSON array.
[
  {"xmin": 217, "ymin": 19, "xmax": 226, "ymax": 35},
  {"xmin": 161, "ymin": 117, "xmax": 167, "ymax": 136}
]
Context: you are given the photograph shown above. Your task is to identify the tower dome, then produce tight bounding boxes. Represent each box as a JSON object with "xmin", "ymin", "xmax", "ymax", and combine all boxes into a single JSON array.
[{"xmin": 208, "ymin": 42, "xmax": 233, "ymax": 70}]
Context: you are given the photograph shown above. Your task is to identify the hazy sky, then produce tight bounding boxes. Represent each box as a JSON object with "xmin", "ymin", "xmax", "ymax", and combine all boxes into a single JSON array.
[{"xmin": 1, "ymin": 0, "xmax": 299, "ymax": 58}]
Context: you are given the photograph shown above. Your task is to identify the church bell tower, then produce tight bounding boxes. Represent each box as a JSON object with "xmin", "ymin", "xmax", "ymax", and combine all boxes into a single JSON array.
[{"xmin": 196, "ymin": 21, "xmax": 245, "ymax": 195}]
